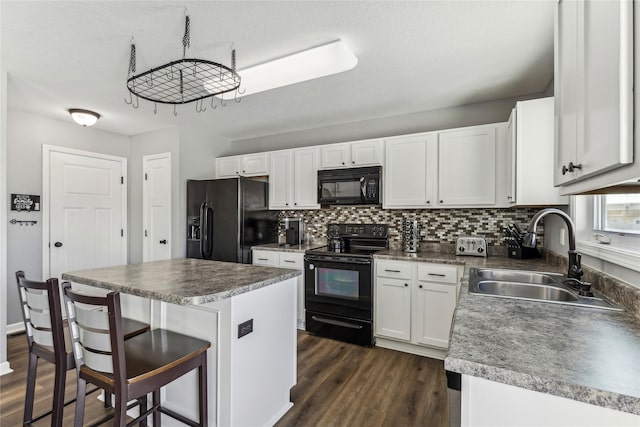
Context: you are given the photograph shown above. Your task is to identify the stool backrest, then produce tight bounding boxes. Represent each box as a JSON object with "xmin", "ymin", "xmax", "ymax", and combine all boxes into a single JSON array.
[
  {"xmin": 62, "ymin": 282, "xmax": 127, "ymax": 392},
  {"xmin": 15, "ymin": 271, "xmax": 66, "ymax": 361}
]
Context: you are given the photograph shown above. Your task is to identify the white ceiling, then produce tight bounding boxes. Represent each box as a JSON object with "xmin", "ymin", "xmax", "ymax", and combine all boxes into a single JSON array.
[{"xmin": 1, "ymin": 1, "xmax": 554, "ymax": 142}]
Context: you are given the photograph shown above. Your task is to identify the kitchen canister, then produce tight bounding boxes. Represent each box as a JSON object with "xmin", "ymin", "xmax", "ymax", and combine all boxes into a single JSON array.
[{"xmin": 403, "ymin": 220, "xmax": 419, "ymax": 253}]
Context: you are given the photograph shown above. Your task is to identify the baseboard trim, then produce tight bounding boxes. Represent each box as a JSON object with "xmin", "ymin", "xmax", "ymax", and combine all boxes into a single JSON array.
[
  {"xmin": 0, "ymin": 361, "xmax": 13, "ymax": 376},
  {"xmin": 6, "ymin": 322, "xmax": 24, "ymax": 335},
  {"xmin": 375, "ymin": 337, "xmax": 447, "ymax": 360},
  {"xmin": 265, "ymin": 401, "xmax": 293, "ymax": 426}
]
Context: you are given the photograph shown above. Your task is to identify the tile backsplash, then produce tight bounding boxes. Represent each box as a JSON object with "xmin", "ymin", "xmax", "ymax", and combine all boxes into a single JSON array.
[{"xmin": 279, "ymin": 206, "xmax": 544, "ymax": 254}]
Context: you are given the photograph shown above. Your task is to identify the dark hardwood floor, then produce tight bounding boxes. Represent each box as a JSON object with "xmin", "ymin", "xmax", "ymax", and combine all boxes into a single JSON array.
[{"xmin": 1, "ymin": 331, "xmax": 448, "ymax": 426}]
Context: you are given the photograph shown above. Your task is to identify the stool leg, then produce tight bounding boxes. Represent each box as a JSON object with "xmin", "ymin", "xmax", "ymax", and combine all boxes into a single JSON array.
[
  {"xmin": 104, "ymin": 390, "xmax": 113, "ymax": 408},
  {"xmin": 23, "ymin": 352, "xmax": 38, "ymax": 424},
  {"xmin": 152, "ymin": 390, "xmax": 161, "ymax": 427},
  {"xmin": 51, "ymin": 362, "xmax": 67, "ymax": 427},
  {"xmin": 199, "ymin": 354, "xmax": 208, "ymax": 427},
  {"xmin": 139, "ymin": 395, "xmax": 148, "ymax": 427},
  {"xmin": 114, "ymin": 392, "xmax": 127, "ymax": 427},
  {"xmin": 74, "ymin": 378, "xmax": 87, "ymax": 427}
]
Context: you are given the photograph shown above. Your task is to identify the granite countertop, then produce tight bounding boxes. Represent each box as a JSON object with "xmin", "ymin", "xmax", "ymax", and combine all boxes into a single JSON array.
[
  {"xmin": 252, "ymin": 242, "xmax": 325, "ymax": 253},
  {"xmin": 376, "ymin": 250, "xmax": 640, "ymax": 415},
  {"xmin": 62, "ymin": 258, "xmax": 301, "ymax": 306}
]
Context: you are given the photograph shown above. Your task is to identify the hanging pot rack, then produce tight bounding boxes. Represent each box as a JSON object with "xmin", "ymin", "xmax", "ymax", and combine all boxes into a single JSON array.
[{"xmin": 125, "ymin": 11, "xmax": 242, "ymax": 113}]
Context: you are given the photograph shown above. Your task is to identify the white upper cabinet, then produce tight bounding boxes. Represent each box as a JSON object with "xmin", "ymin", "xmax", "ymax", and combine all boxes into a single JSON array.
[
  {"xmin": 216, "ymin": 153, "xmax": 269, "ymax": 178},
  {"xmin": 384, "ymin": 124, "xmax": 505, "ymax": 209},
  {"xmin": 437, "ymin": 126, "xmax": 496, "ymax": 206},
  {"xmin": 555, "ymin": 0, "xmax": 633, "ymax": 187},
  {"xmin": 216, "ymin": 156, "xmax": 241, "ymax": 178},
  {"xmin": 320, "ymin": 139, "xmax": 384, "ymax": 169},
  {"xmin": 508, "ymin": 98, "xmax": 567, "ymax": 206},
  {"xmin": 269, "ymin": 148, "xmax": 319, "ymax": 210},
  {"xmin": 384, "ymin": 133, "xmax": 436, "ymax": 208}
]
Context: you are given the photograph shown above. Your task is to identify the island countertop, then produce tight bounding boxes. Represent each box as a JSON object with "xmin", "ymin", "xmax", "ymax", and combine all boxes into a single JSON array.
[{"xmin": 62, "ymin": 258, "xmax": 302, "ymax": 305}]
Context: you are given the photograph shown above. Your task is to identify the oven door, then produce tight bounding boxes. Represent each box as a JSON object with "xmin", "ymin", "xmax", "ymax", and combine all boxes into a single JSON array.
[{"xmin": 304, "ymin": 254, "xmax": 373, "ymax": 320}]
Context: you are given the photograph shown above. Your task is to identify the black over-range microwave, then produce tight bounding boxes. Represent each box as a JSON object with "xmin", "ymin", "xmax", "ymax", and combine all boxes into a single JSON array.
[{"xmin": 317, "ymin": 166, "xmax": 382, "ymax": 205}]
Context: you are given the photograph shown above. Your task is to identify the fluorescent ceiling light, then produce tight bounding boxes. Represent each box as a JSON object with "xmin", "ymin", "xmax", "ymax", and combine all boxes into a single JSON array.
[
  {"xmin": 215, "ymin": 39, "xmax": 357, "ymax": 98},
  {"xmin": 68, "ymin": 109, "xmax": 100, "ymax": 126}
]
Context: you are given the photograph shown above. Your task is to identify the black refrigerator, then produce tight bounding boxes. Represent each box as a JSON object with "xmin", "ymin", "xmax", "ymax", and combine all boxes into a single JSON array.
[{"xmin": 186, "ymin": 177, "xmax": 279, "ymax": 263}]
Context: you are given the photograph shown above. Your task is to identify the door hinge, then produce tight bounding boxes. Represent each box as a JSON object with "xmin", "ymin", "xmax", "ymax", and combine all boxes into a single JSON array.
[
  {"xmin": 121, "ymin": 229, "xmax": 124, "ymax": 237},
  {"xmin": 144, "ymin": 173, "xmax": 148, "ymax": 181},
  {"xmin": 121, "ymin": 176, "xmax": 124, "ymax": 184}
]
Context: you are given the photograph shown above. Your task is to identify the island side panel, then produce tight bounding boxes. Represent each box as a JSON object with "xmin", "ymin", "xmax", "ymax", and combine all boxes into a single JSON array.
[
  {"xmin": 206, "ymin": 277, "xmax": 297, "ymax": 427},
  {"xmin": 153, "ymin": 301, "xmax": 219, "ymax": 427}
]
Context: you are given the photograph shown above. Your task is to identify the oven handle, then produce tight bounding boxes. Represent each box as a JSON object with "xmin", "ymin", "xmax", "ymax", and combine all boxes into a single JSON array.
[
  {"xmin": 304, "ymin": 255, "xmax": 372, "ymax": 265},
  {"xmin": 312, "ymin": 315, "xmax": 364, "ymax": 329}
]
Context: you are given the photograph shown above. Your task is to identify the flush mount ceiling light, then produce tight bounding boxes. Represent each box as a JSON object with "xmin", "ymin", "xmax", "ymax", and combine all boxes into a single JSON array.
[
  {"xmin": 213, "ymin": 40, "xmax": 358, "ymax": 99},
  {"xmin": 124, "ymin": 9, "xmax": 241, "ymax": 115},
  {"xmin": 68, "ymin": 109, "xmax": 100, "ymax": 127}
]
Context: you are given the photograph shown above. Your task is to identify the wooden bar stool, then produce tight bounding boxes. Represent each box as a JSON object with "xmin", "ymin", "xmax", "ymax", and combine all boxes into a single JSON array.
[
  {"xmin": 15, "ymin": 271, "xmax": 150, "ymax": 426},
  {"xmin": 63, "ymin": 282, "xmax": 211, "ymax": 427}
]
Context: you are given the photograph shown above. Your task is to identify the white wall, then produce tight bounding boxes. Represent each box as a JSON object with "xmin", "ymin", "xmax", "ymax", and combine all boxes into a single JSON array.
[
  {"xmin": 5, "ymin": 109, "xmax": 129, "ymax": 326},
  {"xmin": 228, "ymin": 92, "xmax": 550, "ymax": 155},
  {"xmin": 128, "ymin": 128, "xmax": 180, "ymax": 263}
]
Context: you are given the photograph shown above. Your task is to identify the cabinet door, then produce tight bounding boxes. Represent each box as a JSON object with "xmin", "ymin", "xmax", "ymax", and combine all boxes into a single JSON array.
[
  {"xmin": 412, "ymin": 282, "xmax": 457, "ymax": 349},
  {"xmin": 384, "ymin": 135, "xmax": 434, "ymax": 208},
  {"xmin": 293, "ymin": 148, "xmax": 320, "ymax": 209},
  {"xmin": 217, "ymin": 156, "xmax": 241, "ymax": 178},
  {"xmin": 438, "ymin": 127, "xmax": 496, "ymax": 206},
  {"xmin": 252, "ymin": 250, "xmax": 279, "ymax": 267},
  {"xmin": 242, "ymin": 153, "xmax": 269, "ymax": 176},
  {"xmin": 279, "ymin": 253, "xmax": 305, "ymax": 330},
  {"xmin": 554, "ymin": 0, "xmax": 580, "ymax": 186},
  {"xmin": 506, "ymin": 108, "xmax": 517, "ymax": 204},
  {"xmin": 375, "ymin": 277, "xmax": 411, "ymax": 341},
  {"xmin": 351, "ymin": 139, "xmax": 383, "ymax": 166},
  {"xmin": 578, "ymin": 0, "xmax": 633, "ymax": 179},
  {"xmin": 269, "ymin": 151, "xmax": 292, "ymax": 209},
  {"xmin": 320, "ymin": 143, "xmax": 350, "ymax": 168}
]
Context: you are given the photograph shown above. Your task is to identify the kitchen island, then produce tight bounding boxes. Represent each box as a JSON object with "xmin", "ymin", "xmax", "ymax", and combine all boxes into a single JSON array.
[{"xmin": 62, "ymin": 258, "xmax": 301, "ymax": 427}]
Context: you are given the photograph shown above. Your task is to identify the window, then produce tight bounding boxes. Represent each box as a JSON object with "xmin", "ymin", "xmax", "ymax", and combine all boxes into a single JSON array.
[{"xmin": 594, "ymin": 194, "xmax": 640, "ymax": 235}]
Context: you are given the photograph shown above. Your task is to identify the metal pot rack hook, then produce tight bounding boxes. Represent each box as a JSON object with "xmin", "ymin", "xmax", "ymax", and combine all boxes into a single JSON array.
[
  {"xmin": 220, "ymin": 94, "xmax": 227, "ymax": 108},
  {"xmin": 174, "ymin": 104, "xmax": 178, "ymax": 117},
  {"xmin": 210, "ymin": 96, "xmax": 217, "ymax": 110},
  {"xmin": 146, "ymin": 72, "xmax": 154, "ymax": 87},
  {"xmin": 154, "ymin": 103, "xmax": 157, "ymax": 115},
  {"xmin": 125, "ymin": 91, "xmax": 139, "ymax": 109},
  {"xmin": 234, "ymin": 90, "xmax": 242, "ymax": 103},
  {"xmin": 237, "ymin": 86, "xmax": 246, "ymax": 95},
  {"xmin": 195, "ymin": 99, "xmax": 206, "ymax": 113}
]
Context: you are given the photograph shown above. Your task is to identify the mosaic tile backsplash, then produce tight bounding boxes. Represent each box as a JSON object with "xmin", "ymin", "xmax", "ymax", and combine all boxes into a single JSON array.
[{"xmin": 279, "ymin": 206, "xmax": 544, "ymax": 254}]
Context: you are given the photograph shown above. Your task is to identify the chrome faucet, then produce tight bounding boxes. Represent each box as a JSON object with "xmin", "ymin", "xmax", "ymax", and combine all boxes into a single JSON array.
[{"xmin": 522, "ymin": 208, "xmax": 584, "ymax": 280}]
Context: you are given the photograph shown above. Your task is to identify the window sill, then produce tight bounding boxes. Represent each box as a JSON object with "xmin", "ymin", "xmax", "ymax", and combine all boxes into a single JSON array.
[{"xmin": 576, "ymin": 240, "xmax": 640, "ymax": 273}]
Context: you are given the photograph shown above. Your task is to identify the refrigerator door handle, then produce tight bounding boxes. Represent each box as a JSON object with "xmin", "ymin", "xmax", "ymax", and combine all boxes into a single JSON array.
[{"xmin": 200, "ymin": 202, "xmax": 214, "ymax": 259}]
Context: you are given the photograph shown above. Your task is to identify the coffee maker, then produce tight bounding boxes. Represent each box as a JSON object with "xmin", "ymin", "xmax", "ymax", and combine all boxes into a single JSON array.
[{"xmin": 281, "ymin": 218, "xmax": 305, "ymax": 246}]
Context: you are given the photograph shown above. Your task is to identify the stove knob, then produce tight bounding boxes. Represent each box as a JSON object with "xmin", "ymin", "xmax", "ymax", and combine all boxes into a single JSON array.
[
  {"xmin": 477, "ymin": 247, "xmax": 484, "ymax": 253},
  {"xmin": 458, "ymin": 246, "xmax": 465, "ymax": 252}
]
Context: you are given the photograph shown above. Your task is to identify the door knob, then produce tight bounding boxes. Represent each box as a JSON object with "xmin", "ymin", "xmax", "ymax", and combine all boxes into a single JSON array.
[
  {"xmin": 54, "ymin": 242, "xmax": 63, "ymax": 248},
  {"xmin": 159, "ymin": 239, "xmax": 167, "ymax": 244}
]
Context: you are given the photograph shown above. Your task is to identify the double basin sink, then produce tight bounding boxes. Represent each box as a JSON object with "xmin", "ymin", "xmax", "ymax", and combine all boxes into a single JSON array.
[{"xmin": 468, "ymin": 268, "xmax": 622, "ymax": 311}]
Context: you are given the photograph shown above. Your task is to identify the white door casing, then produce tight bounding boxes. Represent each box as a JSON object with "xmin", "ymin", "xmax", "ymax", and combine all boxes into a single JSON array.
[
  {"xmin": 142, "ymin": 153, "xmax": 171, "ymax": 262},
  {"xmin": 43, "ymin": 145, "xmax": 127, "ymax": 280}
]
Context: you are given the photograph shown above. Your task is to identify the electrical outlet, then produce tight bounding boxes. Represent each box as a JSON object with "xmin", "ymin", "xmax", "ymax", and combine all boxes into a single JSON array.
[
  {"xmin": 560, "ymin": 229, "xmax": 565, "ymax": 246},
  {"xmin": 238, "ymin": 319, "xmax": 253, "ymax": 338}
]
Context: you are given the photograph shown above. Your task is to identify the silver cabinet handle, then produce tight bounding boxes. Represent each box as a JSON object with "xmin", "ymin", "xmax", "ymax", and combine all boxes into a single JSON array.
[
  {"xmin": 428, "ymin": 273, "xmax": 446, "ymax": 277},
  {"xmin": 283, "ymin": 260, "xmax": 296, "ymax": 263},
  {"xmin": 385, "ymin": 269, "xmax": 401, "ymax": 273},
  {"xmin": 258, "ymin": 258, "xmax": 269, "ymax": 261}
]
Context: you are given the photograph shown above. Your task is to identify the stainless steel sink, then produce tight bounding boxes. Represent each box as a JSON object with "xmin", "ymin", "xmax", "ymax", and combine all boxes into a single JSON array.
[
  {"xmin": 468, "ymin": 267, "xmax": 622, "ymax": 311},
  {"xmin": 475, "ymin": 269, "xmax": 564, "ymax": 285}
]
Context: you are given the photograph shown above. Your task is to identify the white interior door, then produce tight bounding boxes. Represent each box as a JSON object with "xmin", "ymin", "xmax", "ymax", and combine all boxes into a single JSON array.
[
  {"xmin": 46, "ymin": 147, "xmax": 127, "ymax": 280},
  {"xmin": 143, "ymin": 153, "xmax": 171, "ymax": 262}
]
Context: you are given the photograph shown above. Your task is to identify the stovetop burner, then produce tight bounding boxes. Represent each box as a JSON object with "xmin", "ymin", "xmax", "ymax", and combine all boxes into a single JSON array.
[
  {"xmin": 306, "ymin": 223, "xmax": 389, "ymax": 259},
  {"xmin": 306, "ymin": 246, "xmax": 383, "ymax": 257}
]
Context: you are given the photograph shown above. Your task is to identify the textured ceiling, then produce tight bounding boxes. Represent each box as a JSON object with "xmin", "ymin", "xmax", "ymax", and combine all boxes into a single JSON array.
[{"xmin": 1, "ymin": 1, "xmax": 554, "ymax": 141}]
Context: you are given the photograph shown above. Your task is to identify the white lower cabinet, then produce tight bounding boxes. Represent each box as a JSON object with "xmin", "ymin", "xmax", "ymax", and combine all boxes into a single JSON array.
[
  {"xmin": 253, "ymin": 249, "xmax": 306, "ymax": 329},
  {"xmin": 375, "ymin": 259, "xmax": 460, "ymax": 359}
]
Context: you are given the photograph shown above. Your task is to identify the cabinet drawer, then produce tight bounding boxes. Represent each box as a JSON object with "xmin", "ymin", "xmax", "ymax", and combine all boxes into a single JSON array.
[
  {"xmin": 279, "ymin": 253, "xmax": 304, "ymax": 270},
  {"xmin": 252, "ymin": 250, "xmax": 279, "ymax": 267},
  {"xmin": 417, "ymin": 264, "xmax": 458, "ymax": 284},
  {"xmin": 376, "ymin": 260, "xmax": 412, "ymax": 280}
]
